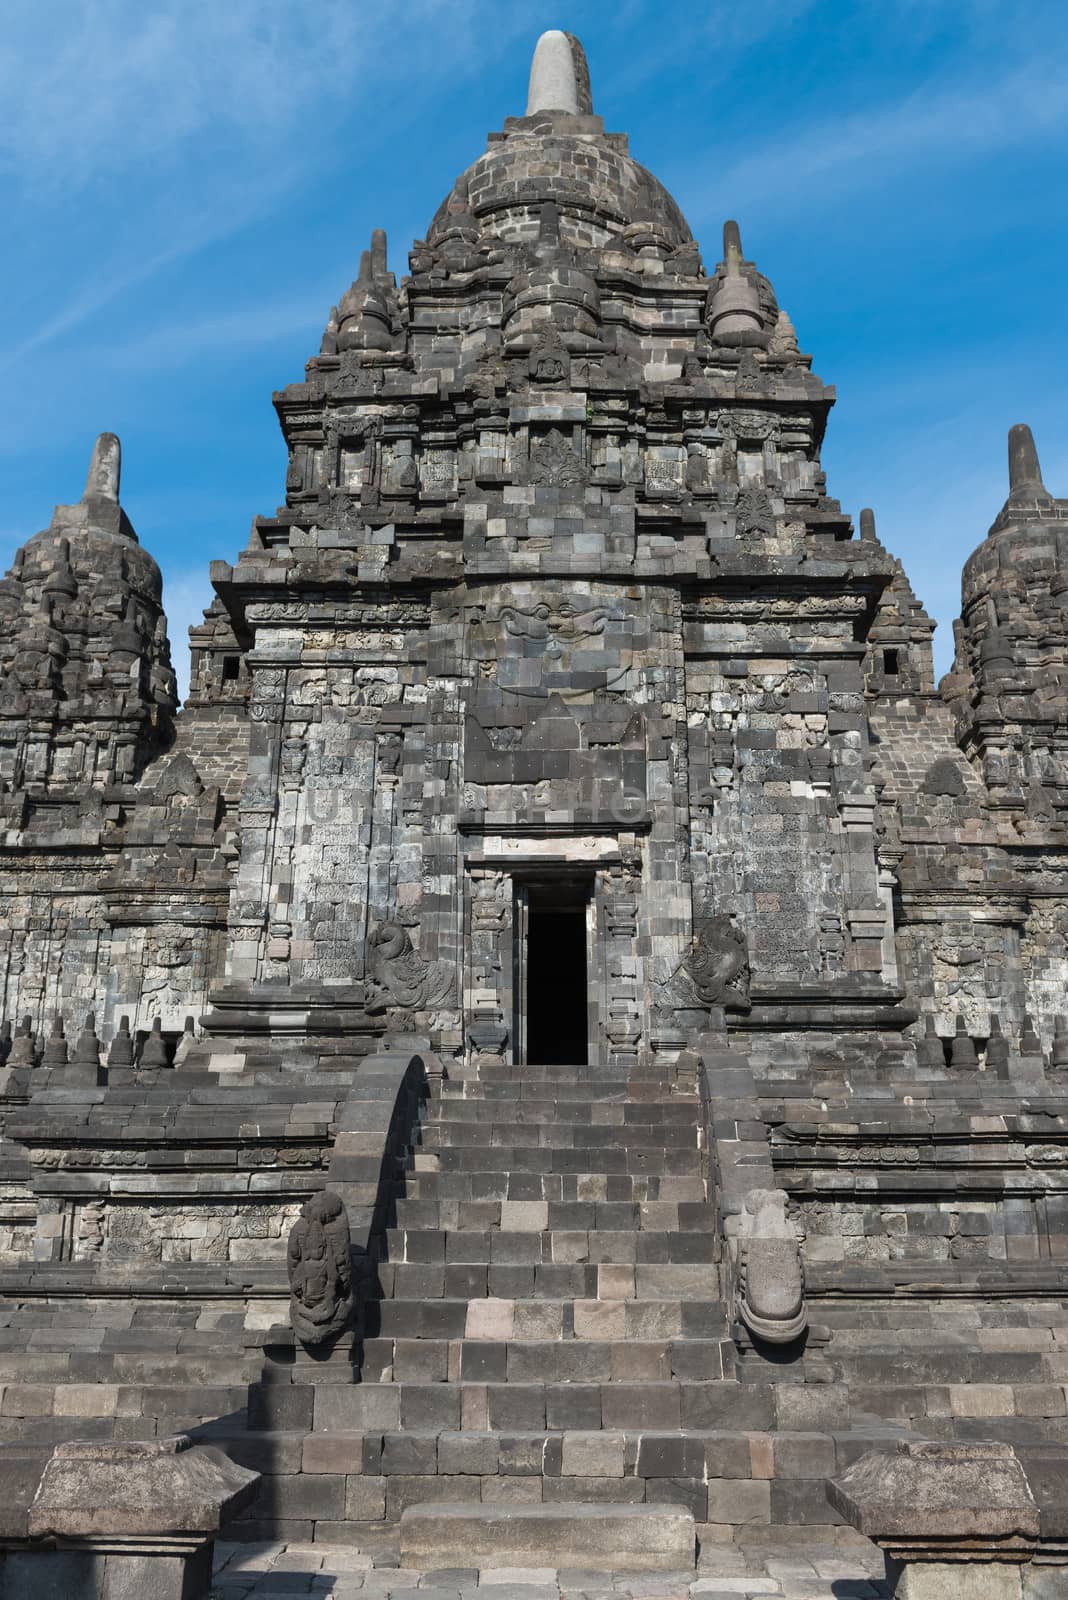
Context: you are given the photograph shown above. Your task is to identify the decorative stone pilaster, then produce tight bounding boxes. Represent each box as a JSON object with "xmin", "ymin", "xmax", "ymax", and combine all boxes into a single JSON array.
[
  {"xmin": 829, "ymin": 1440, "xmax": 1068, "ymax": 1598},
  {"xmin": 0, "ymin": 1434, "xmax": 258, "ymax": 1600}
]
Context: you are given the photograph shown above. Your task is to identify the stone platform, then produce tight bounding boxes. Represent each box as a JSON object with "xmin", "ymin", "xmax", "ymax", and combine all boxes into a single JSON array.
[{"xmin": 210, "ymin": 1537, "xmax": 890, "ymax": 1600}]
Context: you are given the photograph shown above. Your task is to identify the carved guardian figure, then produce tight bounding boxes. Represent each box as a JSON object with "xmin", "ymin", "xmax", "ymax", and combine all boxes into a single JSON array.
[
  {"xmin": 365, "ymin": 922, "xmax": 455, "ymax": 1013},
  {"xmin": 287, "ymin": 1190, "xmax": 354, "ymax": 1345}
]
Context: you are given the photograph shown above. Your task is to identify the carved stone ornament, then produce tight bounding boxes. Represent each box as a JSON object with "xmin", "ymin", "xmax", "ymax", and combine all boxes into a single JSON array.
[
  {"xmin": 528, "ymin": 427, "xmax": 585, "ymax": 487},
  {"xmin": 734, "ymin": 483, "xmax": 777, "ymax": 538},
  {"xmin": 922, "ymin": 757, "xmax": 966, "ymax": 798},
  {"xmin": 735, "ymin": 1187, "xmax": 808, "ymax": 1345},
  {"xmin": 365, "ymin": 921, "xmax": 455, "ymax": 1013},
  {"xmin": 287, "ymin": 1189, "xmax": 355, "ymax": 1345},
  {"xmin": 529, "ymin": 323, "xmax": 570, "ymax": 386},
  {"xmin": 497, "ymin": 596, "xmax": 611, "ymax": 657},
  {"xmin": 153, "ymin": 752, "xmax": 204, "ymax": 803},
  {"xmin": 685, "ymin": 915, "xmax": 750, "ymax": 1008},
  {"xmin": 718, "ymin": 408, "xmax": 779, "ymax": 443}
]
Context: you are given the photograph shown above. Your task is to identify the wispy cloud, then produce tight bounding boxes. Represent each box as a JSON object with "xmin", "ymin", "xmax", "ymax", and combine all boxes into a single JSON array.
[
  {"xmin": 98, "ymin": 285, "xmax": 338, "ymax": 375},
  {"xmin": 0, "ymin": 0, "xmax": 536, "ymax": 192},
  {"xmin": 702, "ymin": 53, "xmax": 1068, "ymax": 218},
  {"xmin": 3, "ymin": 180, "xmax": 303, "ymax": 366},
  {"xmin": 1, "ymin": 1, "xmax": 372, "ymax": 188}
]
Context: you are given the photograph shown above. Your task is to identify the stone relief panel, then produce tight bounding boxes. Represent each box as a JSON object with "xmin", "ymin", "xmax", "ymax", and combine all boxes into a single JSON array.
[
  {"xmin": 1024, "ymin": 901, "xmax": 1068, "ymax": 1053},
  {"xmin": 797, "ymin": 1198, "xmax": 1015, "ymax": 1265},
  {"xmin": 463, "ymin": 582, "xmax": 653, "ymax": 829},
  {"xmin": 85, "ymin": 1201, "xmax": 304, "ymax": 1266},
  {"xmin": 294, "ymin": 719, "xmax": 376, "ymax": 984},
  {"xmin": 685, "ymin": 655, "xmax": 841, "ymax": 985}
]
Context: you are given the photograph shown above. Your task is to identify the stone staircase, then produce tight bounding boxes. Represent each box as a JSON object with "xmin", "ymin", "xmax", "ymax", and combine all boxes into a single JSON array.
[
  {"xmin": 229, "ymin": 1054, "xmax": 907, "ymax": 1558},
  {"xmin": 366, "ymin": 1056, "xmax": 733, "ymax": 1412},
  {"xmin": 234, "ymin": 1054, "xmax": 742, "ymax": 1556}
]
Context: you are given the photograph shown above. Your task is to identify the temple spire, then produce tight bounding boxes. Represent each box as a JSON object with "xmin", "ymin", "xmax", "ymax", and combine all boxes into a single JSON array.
[
  {"xmin": 1007, "ymin": 423, "xmax": 1051, "ymax": 500},
  {"xmin": 82, "ymin": 433, "xmax": 120, "ymax": 503},
  {"xmin": 526, "ymin": 30, "xmax": 591, "ymax": 116},
  {"xmin": 723, "ymin": 220, "xmax": 744, "ymax": 272}
]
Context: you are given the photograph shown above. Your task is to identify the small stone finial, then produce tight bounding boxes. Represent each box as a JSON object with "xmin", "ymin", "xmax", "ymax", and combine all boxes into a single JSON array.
[
  {"xmin": 707, "ymin": 220, "xmax": 764, "ymax": 347},
  {"xmin": 337, "ymin": 232, "xmax": 395, "ymax": 354},
  {"xmin": 1020, "ymin": 1012, "xmax": 1043, "ymax": 1056},
  {"xmin": 108, "ymin": 1016, "xmax": 135, "ymax": 1067},
  {"xmin": 41, "ymin": 1014, "xmax": 68, "ymax": 1069},
  {"xmin": 370, "ymin": 228, "xmax": 389, "ymax": 280},
  {"xmin": 1007, "ymin": 423, "xmax": 1050, "ymax": 499},
  {"xmin": 768, "ymin": 307, "xmax": 801, "ymax": 361},
  {"xmin": 139, "ymin": 1017, "xmax": 170, "ymax": 1068},
  {"xmin": 71, "ymin": 1013, "xmax": 102, "ymax": 1069},
  {"xmin": 859, "ymin": 508, "xmax": 877, "ymax": 543},
  {"xmin": 1052, "ymin": 1017, "xmax": 1068, "ymax": 1070},
  {"xmin": 986, "ymin": 1014, "xmax": 1009, "ymax": 1072},
  {"xmin": 917, "ymin": 1015, "xmax": 945, "ymax": 1070},
  {"xmin": 526, "ymin": 29, "xmax": 584, "ymax": 116},
  {"xmin": 44, "ymin": 538, "xmax": 78, "ymax": 599},
  {"xmin": 950, "ymin": 1014, "xmax": 977, "ymax": 1069},
  {"xmin": 173, "ymin": 1015, "xmax": 196, "ymax": 1067},
  {"xmin": 83, "ymin": 433, "xmax": 121, "ymax": 502},
  {"xmin": 8, "ymin": 1016, "xmax": 37, "ymax": 1069}
]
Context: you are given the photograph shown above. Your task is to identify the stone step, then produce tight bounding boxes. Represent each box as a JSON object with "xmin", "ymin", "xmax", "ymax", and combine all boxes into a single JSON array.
[
  {"xmin": 419, "ymin": 1145, "xmax": 705, "ymax": 1175},
  {"xmin": 415, "ymin": 1120, "xmax": 693, "ymax": 1145},
  {"xmin": 391, "ymin": 1199, "xmax": 718, "ymax": 1232},
  {"xmin": 0, "ymin": 1378, "xmax": 250, "ymax": 1437},
  {"xmin": 429, "ymin": 1099, "xmax": 700, "ymax": 1123},
  {"xmin": 384, "ymin": 1227, "xmax": 718, "ymax": 1266},
  {"xmin": 398, "ymin": 1500, "xmax": 696, "ymax": 1570},
  {"xmin": 375, "ymin": 1260, "xmax": 722, "ymax": 1300},
  {"xmin": 404, "ymin": 1169, "xmax": 707, "ymax": 1203},
  {"xmin": 771, "ymin": 1375, "xmax": 1068, "ymax": 1433},
  {"xmin": 472, "ymin": 1064, "xmax": 691, "ymax": 1085},
  {"xmin": 221, "ymin": 1422, "xmax": 915, "ymax": 1535},
  {"xmin": 309, "ymin": 1378, "xmax": 752, "ymax": 1433},
  {"xmin": 440, "ymin": 1081, "xmax": 644, "ymax": 1102},
  {"xmin": 358, "ymin": 1336, "xmax": 734, "ymax": 1384},
  {"xmin": 360, "ymin": 1296, "xmax": 729, "ymax": 1340}
]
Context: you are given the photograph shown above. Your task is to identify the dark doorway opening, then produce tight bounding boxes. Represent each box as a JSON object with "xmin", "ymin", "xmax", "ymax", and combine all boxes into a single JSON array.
[{"xmin": 524, "ymin": 879, "xmax": 590, "ymax": 1065}]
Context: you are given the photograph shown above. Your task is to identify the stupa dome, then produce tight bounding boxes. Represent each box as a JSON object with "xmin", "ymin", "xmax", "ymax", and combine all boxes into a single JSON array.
[{"xmin": 427, "ymin": 31, "xmax": 693, "ymax": 252}]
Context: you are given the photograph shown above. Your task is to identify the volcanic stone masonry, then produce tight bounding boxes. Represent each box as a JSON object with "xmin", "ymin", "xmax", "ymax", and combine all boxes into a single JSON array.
[{"xmin": 1, "ymin": 24, "xmax": 1068, "ymax": 1583}]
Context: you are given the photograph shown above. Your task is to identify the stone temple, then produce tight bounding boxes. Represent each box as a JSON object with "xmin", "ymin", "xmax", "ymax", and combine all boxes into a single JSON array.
[{"xmin": 0, "ymin": 27, "xmax": 1067, "ymax": 1597}]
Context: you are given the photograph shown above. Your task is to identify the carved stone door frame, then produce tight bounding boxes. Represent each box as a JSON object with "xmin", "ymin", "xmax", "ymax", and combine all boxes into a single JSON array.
[{"xmin": 512, "ymin": 880, "xmax": 530, "ymax": 1068}]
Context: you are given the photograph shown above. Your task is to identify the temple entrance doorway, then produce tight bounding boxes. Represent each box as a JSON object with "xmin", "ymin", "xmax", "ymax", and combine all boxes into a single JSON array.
[{"xmin": 515, "ymin": 877, "xmax": 592, "ymax": 1065}]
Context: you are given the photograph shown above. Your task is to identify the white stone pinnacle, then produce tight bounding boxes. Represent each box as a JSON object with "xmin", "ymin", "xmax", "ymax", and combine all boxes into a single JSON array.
[{"xmin": 526, "ymin": 30, "xmax": 580, "ymax": 116}]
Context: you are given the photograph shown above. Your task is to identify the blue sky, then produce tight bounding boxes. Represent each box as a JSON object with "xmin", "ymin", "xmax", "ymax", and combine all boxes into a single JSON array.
[{"xmin": 2, "ymin": 0, "xmax": 1066, "ymax": 695}]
